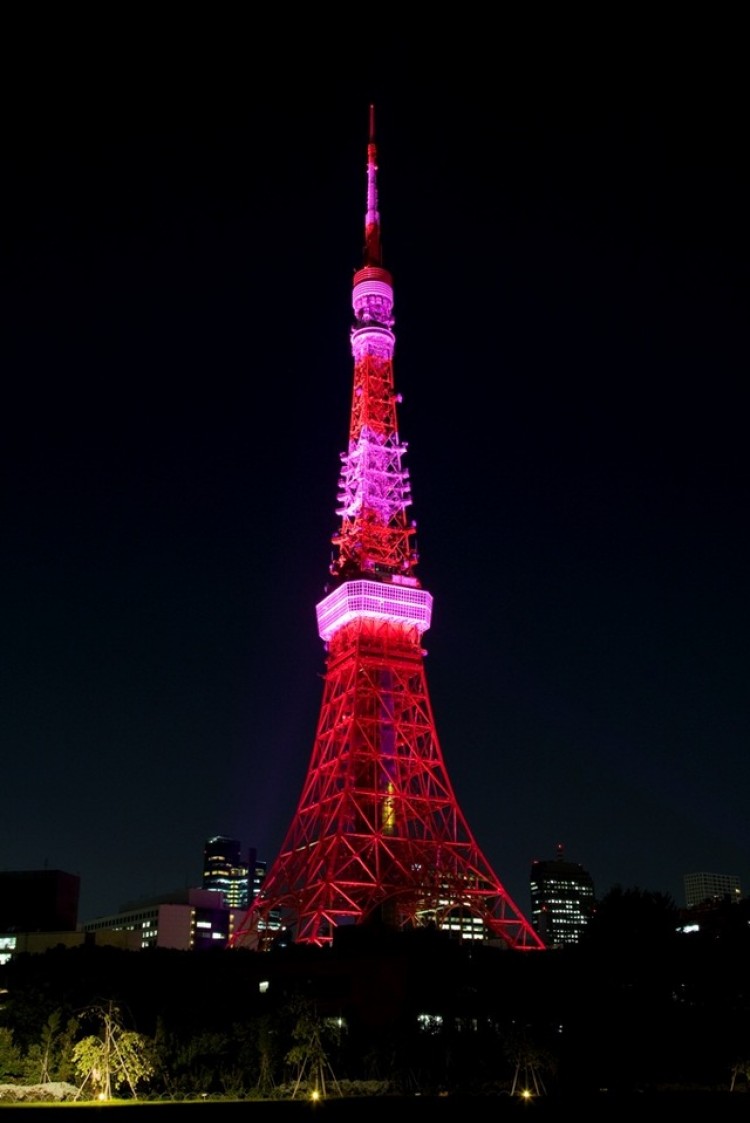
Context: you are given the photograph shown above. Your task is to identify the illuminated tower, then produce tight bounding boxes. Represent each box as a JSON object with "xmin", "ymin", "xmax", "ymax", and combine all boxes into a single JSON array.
[{"xmin": 232, "ymin": 107, "xmax": 543, "ymax": 953}]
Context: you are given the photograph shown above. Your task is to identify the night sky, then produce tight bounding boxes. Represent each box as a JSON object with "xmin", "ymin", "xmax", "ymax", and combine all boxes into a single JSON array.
[{"xmin": 3, "ymin": 29, "xmax": 747, "ymax": 924}]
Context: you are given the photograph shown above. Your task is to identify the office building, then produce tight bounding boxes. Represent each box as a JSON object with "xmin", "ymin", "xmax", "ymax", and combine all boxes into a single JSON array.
[
  {"xmin": 530, "ymin": 844, "xmax": 595, "ymax": 948},
  {"xmin": 82, "ymin": 887, "xmax": 239, "ymax": 950},
  {"xmin": 202, "ymin": 836, "xmax": 250, "ymax": 909},
  {"xmin": 684, "ymin": 871, "xmax": 742, "ymax": 909}
]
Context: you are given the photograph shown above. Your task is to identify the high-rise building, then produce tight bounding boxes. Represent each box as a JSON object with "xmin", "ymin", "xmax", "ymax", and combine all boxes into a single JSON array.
[
  {"xmin": 231, "ymin": 107, "xmax": 543, "ymax": 953},
  {"xmin": 684, "ymin": 871, "xmax": 742, "ymax": 909},
  {"xmin": 248, "ymin": 848, "xmax": 267, "ymax": 902},
  {"xmin": 202, "ymin": 836, "xmax": 250, "ymax": 909},
  {"xmin": 530, "ymin": 844, "xmax": 595, "ymax": 948}
]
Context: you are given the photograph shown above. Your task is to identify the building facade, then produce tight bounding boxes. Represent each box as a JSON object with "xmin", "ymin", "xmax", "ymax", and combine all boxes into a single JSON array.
[
  {"xmin": 530, "ymin": 845, "xmax": 595, "ymax": 948},
  {"xmin": 684, "ymin": 871, "xmax": 742, "ymax": 909},
  {"xmin": 202, "ymin": 836, "xmax": 251, "ymax": 909},
  {"xmin": 81, "ymin": 888, "xmax": 240, "ymax": 950}
]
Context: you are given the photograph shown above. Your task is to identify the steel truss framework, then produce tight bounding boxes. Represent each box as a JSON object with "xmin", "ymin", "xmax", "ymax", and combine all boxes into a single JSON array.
[{"xmin": 230, "ymin": 107, "xmax": 543, "ymax": 953}]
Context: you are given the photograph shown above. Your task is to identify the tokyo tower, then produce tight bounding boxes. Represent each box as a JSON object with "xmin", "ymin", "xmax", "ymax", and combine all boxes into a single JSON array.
[{"xmin": 231, "ymin": 107, "xmax": 544, "ymax": 953}]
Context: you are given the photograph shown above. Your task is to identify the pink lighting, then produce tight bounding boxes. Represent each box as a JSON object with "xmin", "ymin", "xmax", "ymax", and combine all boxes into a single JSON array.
[
  {"xmin": 229, "ymin": 105, "xmax": 544, "ymax": 954},
  {"xmin": 316, "ymin": 579, "xmax": 433, "ymax": 642}
]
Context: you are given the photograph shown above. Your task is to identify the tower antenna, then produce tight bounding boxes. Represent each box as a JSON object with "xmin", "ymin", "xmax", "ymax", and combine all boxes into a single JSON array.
[{"xmin": 364, "ymin": 102, "xmax": 382, "ymax": 268}]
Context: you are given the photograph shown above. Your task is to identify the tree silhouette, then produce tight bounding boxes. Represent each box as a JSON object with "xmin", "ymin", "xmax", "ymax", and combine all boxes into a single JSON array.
[
  {"xmin": 285, "ymin": 997, "xmax": 342, "ymax": 1099},
  {"xmin": 503, "ymin": 1025, "xmax": 556, "ymax": 1097},
  {"xmin": 582, "ymin": 885, "xmax": 679, "ymax": 950}
]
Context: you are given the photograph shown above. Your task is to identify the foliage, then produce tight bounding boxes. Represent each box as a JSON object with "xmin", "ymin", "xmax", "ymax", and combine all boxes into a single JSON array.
[
  {"xmin": 71, "ymin": 1002, "xmax": 154, "ymax": 1100},
  {"xmin": 21, "ymin": 1009, "xmax": 79, "ymax": 1085},
  {"xmin": 285, "ymin": 996, "xmax": 342, "ymax": 1098},
  {"xmin": 730, "ymin": 1059, "xmax": 750, "ymax": 1092},
  {"xmin": 0, "ymin": 1026, "xmax": 24, "ymax": 1082},
  {"xmin": 2, "ymin": 926, "xmax": 750, "ymax": 1096},
  {"xmin": 502, "ymin": 1025, "xmax": 557, "ymax": 1096},
  {"xmin": 234, "ymin": 1014, "xmax": 282, "ymax": 1095},
  {"xmin": 582, "ymin": 885, "xmax": 680, "ymax": 949},
  {"xmin": 158, "ymin": 1029, "xmax": 233, "ymax": 1096}
]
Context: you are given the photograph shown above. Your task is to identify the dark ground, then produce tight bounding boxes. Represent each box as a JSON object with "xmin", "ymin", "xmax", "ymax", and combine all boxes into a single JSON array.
[{"xmin": 1, "ymin": 1094, "xmax": 749, "ymax": 1118}]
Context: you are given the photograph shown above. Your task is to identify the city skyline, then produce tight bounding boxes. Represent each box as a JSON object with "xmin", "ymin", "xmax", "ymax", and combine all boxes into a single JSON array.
[{"xmin": 3, "ymin": 40, "xmax": 747, "ymax": 923}]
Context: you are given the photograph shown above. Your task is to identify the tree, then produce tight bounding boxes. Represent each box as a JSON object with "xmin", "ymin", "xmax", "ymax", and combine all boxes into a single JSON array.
[
  {"xmin": 21, "ymin": 1009, "xmax": 79, "ymax": 1086},
  {"xmin": 730, "ymin": 1058, "xmax": 750, "ymax": 1092},
  {"xmin": 234, "ymin": 1014, "xmax": 280, "ymax": 1096},
  {"xmin": 582, "ymin": 885, "xmax": 679, "ymax": 950},
  {"xmin": 0, "ymin": 1026, "xmax": 24, "ymax": 1082},
  {"xmin": 285, "ymin": 997, "xmax": 342, "ymax": 1099},
  {"xmin": 71, "ymin": 1002, "xmax": 154, "ymax": 1101},
  {"xmin": 503, "ymin": 1025, "xmax": 556, "ymax": 1097},
  {"xmin": 163, "ymin": 1030, "xmax": 233, "ymax": 1096}
]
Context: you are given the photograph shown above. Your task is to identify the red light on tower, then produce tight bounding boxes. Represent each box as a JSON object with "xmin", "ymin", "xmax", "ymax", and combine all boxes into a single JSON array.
[{"xmin": 231, "ymin": 107, "xmax": 543, "ymax": 953}]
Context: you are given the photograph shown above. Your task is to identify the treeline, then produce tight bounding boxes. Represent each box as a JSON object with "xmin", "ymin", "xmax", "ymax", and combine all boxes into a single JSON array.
[{"xmin": 1, "ymin": 887, "xmax": 749, "ymax": 1099}]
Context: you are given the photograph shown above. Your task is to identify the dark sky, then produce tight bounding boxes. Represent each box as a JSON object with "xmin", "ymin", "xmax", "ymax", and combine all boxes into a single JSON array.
[{"xmin": 3, "ymin": 28, "xmax": 747, "ymax": 923}]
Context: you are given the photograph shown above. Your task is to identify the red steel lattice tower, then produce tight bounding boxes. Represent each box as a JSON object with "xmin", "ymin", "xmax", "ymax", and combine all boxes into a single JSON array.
[{"xmin": 232, "ymin": 107, "xmax": 544, "ymax": 953}]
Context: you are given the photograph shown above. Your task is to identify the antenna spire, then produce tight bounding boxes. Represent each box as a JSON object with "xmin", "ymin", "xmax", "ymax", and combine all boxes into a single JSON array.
[{"xmin": 364, "ymin": 103, "xmax": 382, "ymax": 267}]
